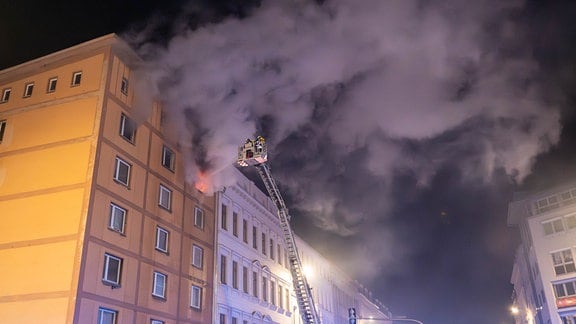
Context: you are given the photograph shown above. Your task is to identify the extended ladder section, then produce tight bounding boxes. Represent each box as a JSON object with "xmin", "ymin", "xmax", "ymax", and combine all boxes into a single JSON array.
[{"xmin": 238, "ymin": 137, "xmax": 321, "ymax": 324}]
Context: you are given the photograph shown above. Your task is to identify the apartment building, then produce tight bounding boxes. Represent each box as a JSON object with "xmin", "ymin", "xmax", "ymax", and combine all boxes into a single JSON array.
[
  {"xmin": 509, "ymin": 183, "xmax": 576, "ymax": 324},
  {"xmin": 214, "ymin": 166, "xmax": 391, "ymax": 324},
  {"xmin": 0, "ymin": 34, "xmax": 215, "ymax": 324}
]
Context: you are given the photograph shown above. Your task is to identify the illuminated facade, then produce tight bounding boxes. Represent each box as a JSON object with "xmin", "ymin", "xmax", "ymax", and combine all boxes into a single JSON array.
[
  {"xmin": 0, "ymin": 34, "xmax": 215, "ymax": 324},
  {"xmin": 509, "ymin": 184, "xmax": 576, "ymax": 324},
  {"xmin": 214, "ymin": 166, "xmax": 391, "ymax": 324}
]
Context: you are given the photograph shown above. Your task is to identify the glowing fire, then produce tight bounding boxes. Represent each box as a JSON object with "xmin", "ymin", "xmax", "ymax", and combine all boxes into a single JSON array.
[{"xmin": 194, "ymin": 172, "xmax": 211, "ymax": 193}]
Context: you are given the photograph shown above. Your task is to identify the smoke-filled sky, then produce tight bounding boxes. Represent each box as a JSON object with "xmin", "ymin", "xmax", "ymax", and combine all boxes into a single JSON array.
[{"xmin": 3, "ymin": 0, "xmax": 576, "ymax": 323}]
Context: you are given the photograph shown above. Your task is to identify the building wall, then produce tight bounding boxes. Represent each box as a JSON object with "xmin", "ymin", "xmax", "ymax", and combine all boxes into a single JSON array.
[
  {"xmin": 214, "ymin": 167, "xmax": 391, "ymax": 324},
  {"xmin": 215, "ymin": 167, "xmax": 294, "ymax": 324},
  {"xmin": 0, "ymin": 43, "xmax": 108, "ymax": 323},
  {"xmin": 509, "ymin": 184, "xmax": 576, "ymax": 324},
  {"xmin": 0, "ymin": 34, "xmax": 216, "ymax": 324}
]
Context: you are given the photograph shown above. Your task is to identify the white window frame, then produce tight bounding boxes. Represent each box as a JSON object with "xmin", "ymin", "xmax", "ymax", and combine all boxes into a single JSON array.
[
  {"xmin": 151, "ymin": 320, "xmax": 164, "ymax": 324},
  {"xmin": 109, "ymin": 203, "xmax": 126, "ymax": 234},
  {"xmin": 158, "ymin": 184, "xmax": 172, "ymax": 211},
  {"xmin": 552, "ymin": 249, "xmax": 576, "ymax": 275},
  {"xmin": 554, "ymin": 280, "xmax": 576, "ymax": 298},
  {"xmin": 98, "ymin": 307, "xmax": 118, "ymax": 324},
  {"xmin": 155, "ymin": 226, "xmax": 169, "ymax": 253},
  {"xmin": 113, "ymin": 157, "xmax": 131, "ymax": 186},
  {"xmin": 152, "ymin": 271, "xmax": 167, "ymax": 298},
  {"xmin": 192, "ymin": 244, "xmax": 203, "ymax": 268},
  {"xmin": 120, "ymin": 77, "xmax": 129, "ymax": 95},
  {"xmin": 71, "ymin": 71, "xmax": 82, "ymax": 86},
  {"xmin": 1, "ymin": 88, "xmax": 11, "ymax": 102},
  {"xmin": 23, "ymin": 83, "xmax": 34, "ymax": 98},
  {"xmin": 0, "ymin": 120, "xmax": 6, "ymax": 143},
  {"xmin": 191, "ymin": 285, "xmax": 202, "ymax": 309},
  {"xmin": 102, "ymin": 253, "xmax": 122, "ymax": 286},
  {"xmin": 543, "ymin": 218, "xmax": 565, "ymax": 235},
  {"xmin": 194, "ymin": 207, "xmax": 204, "ymax": 229},
  {"xmin": 47, "ymin": 77, "xmax": 57, "ymax": 93},
  {"xmin": 162, "ymin": 145, "xmax": 175, "ymax": 171},
  {"xmin": 119, "ymin": 113, "xmax": 136, "ymax": 143}
]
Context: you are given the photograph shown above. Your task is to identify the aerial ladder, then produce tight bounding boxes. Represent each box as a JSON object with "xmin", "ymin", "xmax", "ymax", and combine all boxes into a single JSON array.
[{"xmin": 237, "ymin": 136, "xmax": 321, "ymax": 324}]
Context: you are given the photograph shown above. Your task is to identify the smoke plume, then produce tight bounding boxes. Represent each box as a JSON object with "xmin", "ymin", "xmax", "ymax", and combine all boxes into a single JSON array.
[{"xmin": 132, "ymin": 0, "xmax": 560, "ymax": 280}]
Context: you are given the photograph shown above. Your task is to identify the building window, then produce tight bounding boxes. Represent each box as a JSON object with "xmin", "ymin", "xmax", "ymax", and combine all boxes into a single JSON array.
[
  {"xmin": 113, "ymin": 157, "xmax": 131, "ymax": 186},
  {"xmin": 242, "ymin": 266, "xmax": 248, "ymax": 293},
  {"xmin": 242, "ymin": 219, "xmax": 248, "ymax": 243},
  {"xmin": 219, "ymin": 314, "xmax": 226, "ymax": 324},
  {"xmin": 191, "ymin": 285, "xmax": 202, "ymax": 309},
  {"xmin": 159, "ymin": 185, "xmax": 172, "ymax": 211},
  {"xmin": 252, "ymin": 271, "xmax": 258, "ymax": 297},
  {"xmin": 277, "ymin": 244, "xmax": 282, "ymax": 265},
  {"xmin": 151, "ymin": 320, "xmax": 164, "ymax": 324},
  {"xmin": 270, "ymin": 239, "xmax": 274, "ymax": 260},
  {"xmin": 232, "ymin": 212, "xmax": 238, "ymax": 237},
  {"xmin": 221, "ymin": 204, "xmax": 228, "ymax": 230},
  {"xmin": 262, "ymin": 277, "xmax": 268, "ymax": 302},
  {"xmin": 554, "ymin": 280, "xmax": 576, "ymax": 298},
  {"xmin": 232, "ymin": 317, "xmax": 238, "ymax": 324},
  {"xmin": 1, "ymin": 88, "xmax": 11, "ymax": 103},
  {"xmin": 552, "ymin": 249, "xmax": 576, "ymax": 275},
  {"xmin": 98, "ymin": 307, "xmax": 117, "ymax": 324},
  {"xmin": 270, "ymin": 281, "xmax": 276, "ymax": 306},
  {"xmin": 194, "ymin": 207, "xmax": 204, "ymax": 229},
  {"xmin": 252, "ymin": 226, "xmax": 257, "ymax": 249},
  {"xmin": 120, "ymin": 77, "xmax": 129, "ymax": 95},
  {"xmin": 566, "ymin": 214, "xmax": 576, "ymax": 230},
  {"xmin": 220, "ymin": 255, "xmax": 227, "ymax": 284},
  {"xmin": 109, "ymin": 203, "xmax": 126, "ymax": 234},
  {"xmin": 278, "ymin": 284, "xmax": 283, "ymax": 309},
  {"xmin": 285, "ymin": 287, "xmax": 290, "ymax": 310},
  {"xmin": 0, "ymin": 120, "xmax": 6, "ymax": 143},
  {"xmin": 23, "ymin": 83, "xmax": 34, "ymax": 98},
  {"xmin": 152, "ymin": 271, "xmax": 167, "ymax": 299},
  {"xmin": 155, "ymin": 226, "xmax": 169, "ymax": 253},
  {"xmin": 47, "ymin": 77, "xmax": 57, "ymax": 93},
  {"xmin": 102, "ymin": 253, "xmax": 122, "ymax": 286},
  {"xmin": 543, "ymin": 218, "xmax": 565, "ymax": 235},
  {"xmin": 71, "ymin": 71, "xmax": 82, "ymax": 86},
  {"xmin": 161, "ymin": 145, "xmax": 175, "ymax": 171},
  {"xmin": 119, "ymin": 113, "xmax": 136, "ymax": 143},
  {"xmin": 262, "ymin": 233, "xmax": 266, "ymax": 256},
  {"xmin": 192, "ymin": 245, "xmax": 203, "ymax": 268},
  {"xmin": 232, "ymin": 261, "xmax": 238, "ymax": 289}
]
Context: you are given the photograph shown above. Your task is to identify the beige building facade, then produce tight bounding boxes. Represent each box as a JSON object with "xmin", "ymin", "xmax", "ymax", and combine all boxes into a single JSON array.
[{"xmin": 0, "ymin": 34, "xmax": 215, "ymax": 324}]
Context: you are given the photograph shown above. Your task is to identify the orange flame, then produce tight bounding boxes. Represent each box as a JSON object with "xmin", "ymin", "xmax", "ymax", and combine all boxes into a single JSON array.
[{"xmin": 194, "ymin": 171, "xmax": 211, "ymax": 193}]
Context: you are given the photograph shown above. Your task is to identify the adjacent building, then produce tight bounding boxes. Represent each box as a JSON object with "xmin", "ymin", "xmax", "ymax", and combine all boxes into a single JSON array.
[
  {"xmin": 0, "ymin": 34, "xmax": 215, "ymax": 324},
  {"xmin": 509, "ymin": 183, "xmax": 576, "ymax": 324},
  {"xmin": 214, "ymin": 166, "xmax": 391, "ymax": 324}
]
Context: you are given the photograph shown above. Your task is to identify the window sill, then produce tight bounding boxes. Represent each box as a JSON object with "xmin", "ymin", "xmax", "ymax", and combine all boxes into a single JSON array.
[
  {"xmin": 108, "ymin": 228, "xmax": 126, "ymax": 236},
  {"xmin": 102, "ymin": 280, "xmax": 121, "ymax": 289},
  {"xmin": 159, "ymin": 205, "xmax": 172, "ymax": 213},
  {"xmin": 155, "ymin": 248, "xmax": 169, "ymax": 255},
  {"xmin": 152, "ymin": 294, "xmax": 167, "ymax": 302},
  {"xmin": 113, "ymin": 179, "xmax": 130, "ymax": 189}
]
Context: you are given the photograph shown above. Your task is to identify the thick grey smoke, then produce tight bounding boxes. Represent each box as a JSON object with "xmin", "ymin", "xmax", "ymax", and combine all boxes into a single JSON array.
[{"xmin": 137, "ymin": 0, "xmax": 560, "ymax": 279}]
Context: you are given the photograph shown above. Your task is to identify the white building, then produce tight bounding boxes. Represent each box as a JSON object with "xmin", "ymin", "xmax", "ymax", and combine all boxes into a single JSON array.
[
  {"xmin": 213, "ymin": 166, "xmax": 391, "ymax": 324},
  {"xmin": 508, "ymin": 183, "xmax": 576, "ymax": 324}
]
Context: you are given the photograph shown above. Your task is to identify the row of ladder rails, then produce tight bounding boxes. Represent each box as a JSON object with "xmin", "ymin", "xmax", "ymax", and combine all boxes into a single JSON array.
[{"xmin": 255, "ymin": 164, "xmax": 321, "ymax": 324}]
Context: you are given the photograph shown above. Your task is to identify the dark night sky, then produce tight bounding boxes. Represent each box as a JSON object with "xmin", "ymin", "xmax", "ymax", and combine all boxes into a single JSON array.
[{"xmin": 2, "ymin": 1, "xmax": 576, "ymax": 323}]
